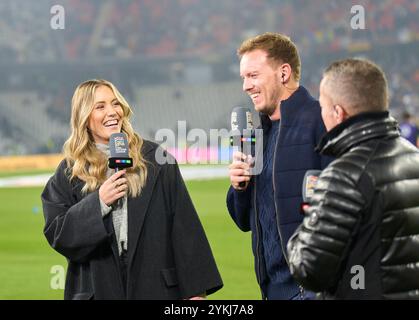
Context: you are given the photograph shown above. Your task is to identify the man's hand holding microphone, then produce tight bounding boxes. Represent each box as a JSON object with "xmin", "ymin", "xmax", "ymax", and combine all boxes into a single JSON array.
[
  {"xmin": 229, "ymin": 151, "xmax": 254, "ymax": 191},
  {"xmin": 229, "ymin": 106, "xmax": 258, "ymax": 191}
]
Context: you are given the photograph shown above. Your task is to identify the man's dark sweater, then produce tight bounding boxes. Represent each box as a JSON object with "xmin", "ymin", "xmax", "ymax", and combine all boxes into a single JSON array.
[
  {"xmin": 257, "ymin": 120, "xmax": 298, "ymax": 299},
  {"xmin": 256, "ymin": 120, "xmax": 282, "ymax": 281}
]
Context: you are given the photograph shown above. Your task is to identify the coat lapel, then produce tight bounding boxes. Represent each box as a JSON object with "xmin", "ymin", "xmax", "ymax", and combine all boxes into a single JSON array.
[{"xmin": 127, "ymin": 144, "xmax": 161, "ymax": 273}]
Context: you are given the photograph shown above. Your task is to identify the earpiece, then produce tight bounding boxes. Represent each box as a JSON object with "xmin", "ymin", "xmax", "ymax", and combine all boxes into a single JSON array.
[{"xmin": 280, "ymin": 67, "xmax": 298, "ymax": 91}]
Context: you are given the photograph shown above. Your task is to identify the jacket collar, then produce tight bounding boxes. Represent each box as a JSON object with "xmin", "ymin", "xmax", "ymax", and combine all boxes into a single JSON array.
[
  {"xmin": 126, "ymin": 140, "xmax": 160, "ymax": 273},
  {"xmin": 259, "ymin": 85, "xmax": 314, "ymax": 129},
  {"xmin": 317, "ymin": 111, "xmax": 400, "ymax": 157},
  {"xmin": 141, "ymin": 139, "xmax": 157, "ymax": 157}
]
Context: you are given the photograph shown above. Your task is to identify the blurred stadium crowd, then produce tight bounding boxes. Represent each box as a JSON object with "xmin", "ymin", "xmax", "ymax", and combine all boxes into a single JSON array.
[
  {"xmin": 1, "ymin": 0, "xmax": 418, "ymax": 62},
  {"xmin": 0, "ymin": 0, "xmax": 418, "ymax": 155}
]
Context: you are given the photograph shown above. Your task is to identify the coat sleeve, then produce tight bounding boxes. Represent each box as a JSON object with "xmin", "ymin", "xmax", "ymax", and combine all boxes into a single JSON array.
[
  {"xmin": 226, "ymin": 184, "xmax": 252, "ymax": 232},
  {"xmin": 163, "ymin": 159, "xmax": 223, "ymax": 298},
  {"xmin": 41, "ymin": 161, "xmax": 110, "ymax": 263},
  {"xmin": 287, "ymin": 164, "xmax": 373, "ymax": 292}
]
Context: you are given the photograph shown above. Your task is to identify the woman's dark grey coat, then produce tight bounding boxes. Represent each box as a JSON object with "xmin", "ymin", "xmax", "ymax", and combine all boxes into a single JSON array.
[{"xmin": 41, "ymin": 140, "xmax": 223, "ymax": 299}]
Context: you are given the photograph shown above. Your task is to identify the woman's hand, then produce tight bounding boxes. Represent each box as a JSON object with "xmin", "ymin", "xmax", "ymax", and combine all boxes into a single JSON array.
[{"xmin": 99, "ymin": 169, "xmax": 128, "ymax": 206}]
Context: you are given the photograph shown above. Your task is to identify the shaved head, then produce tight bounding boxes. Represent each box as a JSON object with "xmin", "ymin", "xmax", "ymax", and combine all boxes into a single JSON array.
[{"xmin": 322, "ymin": 58, "xmax": 389, "ymax": 115}]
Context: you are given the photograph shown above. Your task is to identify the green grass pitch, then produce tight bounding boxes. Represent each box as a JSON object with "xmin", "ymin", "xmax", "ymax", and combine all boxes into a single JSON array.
[{"xmin": 0, "ymin": 178, "xmax": 260, "ymax": 300}]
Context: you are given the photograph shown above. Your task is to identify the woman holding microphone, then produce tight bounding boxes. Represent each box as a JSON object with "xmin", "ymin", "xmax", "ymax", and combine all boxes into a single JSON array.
[{"xmin": 41, "ymin": 79, "xmax": 222, "ymax": 299}]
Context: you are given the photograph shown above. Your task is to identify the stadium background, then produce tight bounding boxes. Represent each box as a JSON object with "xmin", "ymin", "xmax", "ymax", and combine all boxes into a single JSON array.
[{"xmin": 0, "ymin": 0, "xmax": 418, "ymax": 299}]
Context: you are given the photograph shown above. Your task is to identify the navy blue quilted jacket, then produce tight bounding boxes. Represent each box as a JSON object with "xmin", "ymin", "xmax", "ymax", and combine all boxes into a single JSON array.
[{"xmin": 226, "ymin": 86, "xmax": 332, "ymax": 296}]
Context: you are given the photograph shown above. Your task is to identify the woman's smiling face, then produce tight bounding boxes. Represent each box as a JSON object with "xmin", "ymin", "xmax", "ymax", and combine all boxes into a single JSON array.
[{"xmin": 88, "ymin": 85, "xmax": 124, "ymax": 144}]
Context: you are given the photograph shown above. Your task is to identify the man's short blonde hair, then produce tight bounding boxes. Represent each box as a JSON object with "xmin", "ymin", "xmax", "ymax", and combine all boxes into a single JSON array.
[
  {"xmin": 323, "ymin": 58, "xmax": 389, "ymax": 114},
  {"xmin": 237, "ymin": 32, "xmax": 301, "ymax": 81}
]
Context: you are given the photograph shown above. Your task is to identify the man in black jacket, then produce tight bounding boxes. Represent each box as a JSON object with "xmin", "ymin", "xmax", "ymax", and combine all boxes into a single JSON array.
[{"xmin": 287, "ymin": 58, "xmax": 419, "ymax": 299}]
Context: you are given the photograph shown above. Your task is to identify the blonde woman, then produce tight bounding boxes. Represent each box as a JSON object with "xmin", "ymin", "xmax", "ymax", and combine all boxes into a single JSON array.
[{"xmin": 41, "ymin": 79, "xmax": 222, "ymax": 300}]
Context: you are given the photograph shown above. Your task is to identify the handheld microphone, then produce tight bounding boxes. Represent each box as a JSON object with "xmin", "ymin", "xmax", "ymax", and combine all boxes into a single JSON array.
[
  {"xmin": 108, "ymin": 132, "xmax": 133, "ymax": 172},
  {"xmin": 108, "ymin": 132, "xmax": 132, "ymax": 208},
  {"xmin": 301, "ymin": 170, "xmax": 321, "ymax": 214},
  {"xmin": 230, "ymin": 107, "xmax": 256, "ymax": 188}
]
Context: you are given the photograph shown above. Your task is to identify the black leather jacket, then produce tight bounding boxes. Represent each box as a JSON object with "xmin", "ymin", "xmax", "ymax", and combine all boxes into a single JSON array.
[{"xmin": 287, "ymin": 111, "xmax": 419, "ymax": 299}]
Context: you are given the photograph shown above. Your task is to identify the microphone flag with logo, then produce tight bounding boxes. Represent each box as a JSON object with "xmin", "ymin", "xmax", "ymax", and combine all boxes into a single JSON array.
[{"xmin": 108, "ymin": 132, "xmax": 133, "ymax": 171}]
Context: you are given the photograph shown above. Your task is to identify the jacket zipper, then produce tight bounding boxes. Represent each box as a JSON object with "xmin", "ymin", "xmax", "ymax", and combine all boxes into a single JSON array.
[
  {"xmin": 253, "ymin": 177, "xmax": 266, "ymax": 299},
  {"xmin": 272, "ymin": 121, "xmax": 290, "ymax": 266},
  {"xmin": 272, "ymin": 121, "xmax": 305, "ymax": 298}
]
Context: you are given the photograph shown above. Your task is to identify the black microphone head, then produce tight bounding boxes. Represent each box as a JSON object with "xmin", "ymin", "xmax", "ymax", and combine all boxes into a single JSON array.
[
  {"xmin": 230, "ymin": 106, "xmax": 256, "ymax": 154},
  {"xmin": 108, "ymin": 132, "xmax": 133, "ymax": 169},
  {"xmin": 231, "ymin": 106, "xmax": 254, "ymax": 132}
]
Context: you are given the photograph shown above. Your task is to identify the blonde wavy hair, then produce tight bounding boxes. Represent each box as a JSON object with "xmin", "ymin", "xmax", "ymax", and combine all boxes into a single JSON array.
[{"xmin": 63, "ymin": 79, "xmax": 147, "ymax": 197}]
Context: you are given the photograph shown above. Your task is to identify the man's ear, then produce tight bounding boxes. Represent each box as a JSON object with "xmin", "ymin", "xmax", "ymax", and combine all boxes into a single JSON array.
[
  {"xmin": 280, "ymin": 63, "xmax": 292, "ymax": 83},
  {"xmin": 334, "ymin": 105, "xmax": 348, "ymax": 124}
]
